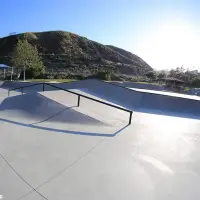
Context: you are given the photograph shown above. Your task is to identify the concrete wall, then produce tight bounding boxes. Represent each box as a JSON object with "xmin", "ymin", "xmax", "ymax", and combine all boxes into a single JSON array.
[
  {"xmin": 78, "ymin": 80, "xmax": 200, "ymax": 117},
  {"xmin": 1, "ymin": 80, "xmax": 200, "ymax": 118}
]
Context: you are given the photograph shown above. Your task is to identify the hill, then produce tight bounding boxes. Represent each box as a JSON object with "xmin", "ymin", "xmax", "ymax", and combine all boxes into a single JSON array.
[{"xmin": 0, "ymin": 31, "xmax": 152, "ymax": 78}]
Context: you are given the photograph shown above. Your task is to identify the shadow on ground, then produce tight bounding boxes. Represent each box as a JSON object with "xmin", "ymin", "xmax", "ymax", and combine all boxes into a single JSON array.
[
  {"xmin": 0, "ymin": 92, "xmax": 130, "ymax": 136},
  {"xmin": 0, "ymin": 117, "xmax": 129, "ymax": 137},
  {"xmin": 0, "ymin": 93, "xmax": 108, "ymax": 125}
]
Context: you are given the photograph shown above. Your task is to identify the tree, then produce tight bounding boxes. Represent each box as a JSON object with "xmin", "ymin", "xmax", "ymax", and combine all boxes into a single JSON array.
[
  {"xmin": 185, "ymin": 70, "xmax": 199, "ymax": 82},
  {"xmin": 157, "ymin": 71, "xmax": 166, "ymax": 79},
  {"xmin": 95, "ymin": 71, "xmax": 111, "ymax": 81},
  {"xmin": 12, "ymin": 39, "xmax": 44, "ymax": 80},
  {"xmin": 168, "ymin": 67, "xmax": 198, "ymax": 82},
  {"xmin": 146, "ymin": 71, "xmax": 157, "ymax": 80},
  {"xmin": 191, "ymin": 76, "xmax": 200, "ymax": 88}
]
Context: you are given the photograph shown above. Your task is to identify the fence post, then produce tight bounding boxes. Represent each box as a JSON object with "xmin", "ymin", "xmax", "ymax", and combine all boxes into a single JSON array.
[
  {"xmin": 129, "ymin": 111, "xmax": 133, "ymax": 125},
  {"xmin": 77, "ymin": 95, "xmax": 80, "ymax": 107}
]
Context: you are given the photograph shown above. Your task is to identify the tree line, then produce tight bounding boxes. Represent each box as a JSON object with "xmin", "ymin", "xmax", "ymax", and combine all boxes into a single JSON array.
[
  {"xmin": 9, "ymin": 38, "xmax": 200, "ymax": 88},
  {"xmin": 146, "ymin": 66, "xmax": 200, "ymax": 87}
]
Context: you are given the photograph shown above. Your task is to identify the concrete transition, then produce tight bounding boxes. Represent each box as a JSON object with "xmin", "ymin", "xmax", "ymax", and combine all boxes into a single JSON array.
[{"xmin": 0, "ymin": 80, "xmax": 200, "ymax": 200}]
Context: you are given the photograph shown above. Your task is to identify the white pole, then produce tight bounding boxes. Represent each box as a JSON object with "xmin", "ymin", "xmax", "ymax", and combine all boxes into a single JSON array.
[{"xmin": 23, "ymin": 66, "xmax": 26, "ymax": 81}]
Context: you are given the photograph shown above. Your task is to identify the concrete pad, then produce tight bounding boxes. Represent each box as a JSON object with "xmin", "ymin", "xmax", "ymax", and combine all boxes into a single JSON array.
[
  {"xmin": 36, "ymin": 114, "xmax": 200, "ymax": 200},
  {"xmin": 0, "ymin": 156, "xmax": 31, "ymax": 200},
  {"xmin": 21, "ymin": 191, "xmax": 46, "ymax": 200},
  {"xmin": 0, "ymin": 120, "xmax": 105, "ymax": 190},
  {"xmin": 1, "ymin": 80, "xmax": 200, "ymax": 200}
]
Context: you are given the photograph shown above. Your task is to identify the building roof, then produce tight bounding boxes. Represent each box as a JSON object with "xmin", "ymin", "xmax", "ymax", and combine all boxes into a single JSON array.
[
  {"xmin": 0, "ymin": 64, "xmax": 9, "ymax": 68},
  {"xmin": 157, "ymin": 77, "xmax": 185, "ymax": 83}
]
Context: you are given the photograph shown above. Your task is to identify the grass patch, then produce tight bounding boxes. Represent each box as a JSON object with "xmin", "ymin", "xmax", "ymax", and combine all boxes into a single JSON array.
[{"xmin": 184, "ymin": 87, "xmax": 191, "ymax": 92}]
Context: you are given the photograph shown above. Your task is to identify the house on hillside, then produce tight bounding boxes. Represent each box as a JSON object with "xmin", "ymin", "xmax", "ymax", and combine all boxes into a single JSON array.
[
  {"xmin": 157, "ymin": 77, "xmax": 188, "ymax": 92},
  {"xmin": 157, "ymin": 77, "xmax": 186, "ymax": 86}
]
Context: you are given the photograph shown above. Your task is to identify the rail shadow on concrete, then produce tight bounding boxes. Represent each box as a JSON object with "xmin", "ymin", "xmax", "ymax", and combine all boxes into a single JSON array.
[{"xmin": 0, "ymin": 117, "xmax": 129, "ymax": 137}]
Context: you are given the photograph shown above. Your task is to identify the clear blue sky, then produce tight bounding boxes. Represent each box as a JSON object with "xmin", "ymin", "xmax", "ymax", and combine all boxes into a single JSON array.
[{"xmin": 1, "ymin": 0, "xmax": 200, "ymax": 70}]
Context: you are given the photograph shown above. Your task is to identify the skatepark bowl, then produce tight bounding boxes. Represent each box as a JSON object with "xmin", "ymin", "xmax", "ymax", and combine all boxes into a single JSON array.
[{"xmin": 0, "ymin": 79, "xmax": 200, "ymax": 200}]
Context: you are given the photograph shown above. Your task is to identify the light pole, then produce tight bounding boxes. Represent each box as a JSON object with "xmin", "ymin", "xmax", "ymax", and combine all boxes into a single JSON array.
[
  {"xmin": 3, "ymin": 67, "xmax": 5, "ymax": 79},
  {"xmin": 11, "ymin": 67, "xmax": 13, "ymax": 81},
  {"xmin": 23, "ymin": 66, "xmax": 26, "ymax": 81}
]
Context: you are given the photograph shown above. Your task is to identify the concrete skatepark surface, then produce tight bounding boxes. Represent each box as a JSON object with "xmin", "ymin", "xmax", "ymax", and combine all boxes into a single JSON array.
[{"xmin": 0, "ymin": 80, "xmax": 200, "ymax": 199}]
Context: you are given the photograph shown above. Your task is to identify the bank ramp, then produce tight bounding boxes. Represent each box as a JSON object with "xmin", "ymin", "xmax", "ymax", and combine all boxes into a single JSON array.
[{"xmin": 0, "ymin": 80, "xmax": 200, "ymax": 200}]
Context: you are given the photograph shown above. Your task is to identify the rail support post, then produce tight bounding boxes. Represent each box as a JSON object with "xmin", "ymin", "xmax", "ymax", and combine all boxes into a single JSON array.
[
  {"xmin": 8, "ymin": 90, "xmax": 10, "ymax": 97},
  {"xmin": 129, "ymin": 111, "xmax": 133, "ymax": 125},
  {"xmin": 77, "ymin": 95, "xmax": 80, "ymax": 107},
  {"xmin": 21, "ymin": 88, "xmax": 23, "ymax": 94},
  {"xmin": 43, "ymin": 83, "xmax": 45, "ymax": 92}
]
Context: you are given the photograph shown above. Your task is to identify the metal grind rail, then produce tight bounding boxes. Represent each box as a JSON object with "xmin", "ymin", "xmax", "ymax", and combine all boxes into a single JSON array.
[{"xmin": 8, "ymin": 82, "xmax": 133, "ymax": 125}]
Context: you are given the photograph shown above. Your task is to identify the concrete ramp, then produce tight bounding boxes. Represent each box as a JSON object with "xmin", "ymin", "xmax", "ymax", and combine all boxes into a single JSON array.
[
  {"xmin": 0, "ymin": 90, "xmax": 129, "ymax": 136},
  {"xmin": 2, "ymin": 80, "xmax": 200, "ymax": 119},
  {"xmin": 1, "ymin": 82, "xmax": 200, "ymax": 200},
  {"xmin": 136, "ymin": 92, "xmax": 200, "ymax": 118},
  {"xmin": 67, "ymin": 80, "xmax": 200, "ymax": 119},
  {"xmin": 0, "ymin": 92, "xmax": 111, "ymax": 126}
]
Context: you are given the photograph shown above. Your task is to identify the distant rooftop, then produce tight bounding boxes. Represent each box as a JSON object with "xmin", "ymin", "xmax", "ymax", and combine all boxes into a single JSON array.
[
  {"xmin": 157, "ymin": 77, "xmax": 185, "ymax": 83},
  {"xmin": 0, "ymin": 64, "xmax": 9, "ymax": 68}
]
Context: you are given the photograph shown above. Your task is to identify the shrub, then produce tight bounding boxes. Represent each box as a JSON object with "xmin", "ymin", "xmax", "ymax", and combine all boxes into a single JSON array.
[
  {"xmin": 94, "ymin": 71, "xmax": 111, "ymax": 80},
  {"xmin": 146, "ymin": 71, "xmax": 157, "ymax": 80},
  {"xmin": 191, "ymin": 77, "xmax": 200, "ymax": 88}
]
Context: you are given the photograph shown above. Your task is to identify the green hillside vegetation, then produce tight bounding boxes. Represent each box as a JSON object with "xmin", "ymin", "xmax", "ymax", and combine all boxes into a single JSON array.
[{"xmin": 0, "ymin": 31, "xmax": 152, "ymax": 80}]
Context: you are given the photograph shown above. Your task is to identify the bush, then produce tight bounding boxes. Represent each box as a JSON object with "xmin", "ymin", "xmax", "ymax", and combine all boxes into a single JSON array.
[
  {"xmin": 95, "ymin": 71, "xmax": 111, "ymax": 80},
  {"xmin": 184, "ymin": 87, "xmax": 190, "ymax": 93},
  {"xmin": 146, "ymin": 71, "xmax": 157, "ymax": 80},
  {"xmin": 191, "ymin": 77, "xmax": 200, "ymax": 88},
  {"xmin": 86, "ymin": 71, "xmax": 110, "ymax": 80}
]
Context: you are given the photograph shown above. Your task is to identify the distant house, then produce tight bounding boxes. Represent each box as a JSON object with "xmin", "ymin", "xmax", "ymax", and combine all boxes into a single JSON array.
[
  {"xmin": 0, "ymin": 64, "xmax": 15, "ymax": 80},
  {"xmin": 0, "ymin": 64, "xmax": 9, "ymax": 79},
  {"xmin": 0, "ymin": 64, "xmax": 9, "ymax": 68},
  {"xmin": 190, "ymin": 70, "xmax": 199, "ymax": 75},
  {"xmin": 157, "ymin": 77, "xmax": 186, "ymax": 86}
]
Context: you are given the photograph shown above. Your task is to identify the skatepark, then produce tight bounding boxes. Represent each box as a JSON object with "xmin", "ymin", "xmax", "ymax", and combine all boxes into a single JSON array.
[{"xmin": 0, "ymin": 79, "xmax": 200, "ymax": 200}]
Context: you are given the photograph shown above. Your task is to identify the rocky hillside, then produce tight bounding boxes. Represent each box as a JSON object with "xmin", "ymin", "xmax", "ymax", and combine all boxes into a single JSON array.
[{"xmin": 0, "ymin": 31, "xmax": 152, "ymax": 76}]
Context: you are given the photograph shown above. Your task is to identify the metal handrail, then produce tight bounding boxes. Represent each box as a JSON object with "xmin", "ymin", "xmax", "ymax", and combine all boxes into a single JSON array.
[
  {"xmin": 8, "ymin": 82, "xmax": 43, "ymax": 96},
  {"xmin": 8, "ymin": 82, "xmax": 42, "ymax": 91},
  {"xmin": 8, "ymin": 82, "xmax": 133, "ymax": 125}
]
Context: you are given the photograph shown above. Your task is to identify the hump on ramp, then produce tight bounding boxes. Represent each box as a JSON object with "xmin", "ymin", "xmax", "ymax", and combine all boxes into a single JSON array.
[{"xmin": 0, "ymin": 92, "xmax": 107, "ymax": 126}]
